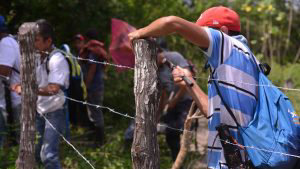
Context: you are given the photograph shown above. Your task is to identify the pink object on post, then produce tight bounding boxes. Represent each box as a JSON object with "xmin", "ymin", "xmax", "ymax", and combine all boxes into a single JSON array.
[{"xmin": 109, "ymin": 18, "xmax": 136, "ymax": 72}]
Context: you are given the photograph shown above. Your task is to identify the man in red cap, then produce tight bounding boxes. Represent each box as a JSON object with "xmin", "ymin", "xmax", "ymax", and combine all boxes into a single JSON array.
[{"xmin": 129, "ymin": 6, "xmax": 259, "ymax": 169}]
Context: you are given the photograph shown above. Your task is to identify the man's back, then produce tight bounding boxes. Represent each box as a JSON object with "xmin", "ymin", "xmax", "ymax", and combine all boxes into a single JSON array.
[
  {"xmin": 81, "ymin": 52, "xmax": 104, "ymax": 92},
  {"xmin": 204, "ymin": 28, "xmax": 259, "ymax": 168}
]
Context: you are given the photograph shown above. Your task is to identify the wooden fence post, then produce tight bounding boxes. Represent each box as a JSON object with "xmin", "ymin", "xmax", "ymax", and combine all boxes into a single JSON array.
[
  {"xmin": 16, "ymin": 22, "xmax": 38, "ymax": 169},
  {"xmin": 131, "ymin": 39, "xmax": 160, "ymax": 169}
]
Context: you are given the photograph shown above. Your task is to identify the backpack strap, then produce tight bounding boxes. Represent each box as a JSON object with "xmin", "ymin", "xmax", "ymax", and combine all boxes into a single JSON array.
[
  {"xmin": 46, "ymin": 48, "xmax": 72, "ymax": 77},
  {"xmin": 247, "ymin": 47, "xmax": 271, "ymax": 76}
]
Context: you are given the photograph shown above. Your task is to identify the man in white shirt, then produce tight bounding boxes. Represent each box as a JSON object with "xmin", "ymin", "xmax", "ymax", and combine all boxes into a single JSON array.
[
  {"xmin": 12, "ymin": 19, "xmax": 69, "ymax": 169},
  {"xmin": 0, "ymin": 15, "xmax": 21, "ymax": 147}
]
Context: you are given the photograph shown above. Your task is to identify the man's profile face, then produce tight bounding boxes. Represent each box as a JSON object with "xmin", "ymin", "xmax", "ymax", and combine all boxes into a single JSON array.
[
  {"xmin": 34, "ymin": 34, "xmax": 52, "ymax": 52},
  {"xmin": 73, "ymin": 39, "xmax": 85, "ymax": 52}
]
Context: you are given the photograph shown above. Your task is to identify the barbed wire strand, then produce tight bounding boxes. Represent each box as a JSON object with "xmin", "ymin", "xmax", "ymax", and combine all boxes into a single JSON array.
[
  {"xmin": 195, "ymin": 76, "xmax": 300, "ymax": 92},
  {"xmin": 74, "ymin": 56, "xmax": 134, "ymax": 70},
  {"xmin": 65, "ymin": 96, "xmax": 135, "ymax": 119},
  {"xmin": 219, "ymin": 139, "xmax": 300, "ymax": 159},
  {"xmin": 65, "ymin": 96, "xmax": 187, "ymax": 133},
  {"xmin": 40, "ymin": 113, "xmax": 96, "ymax": 169}
]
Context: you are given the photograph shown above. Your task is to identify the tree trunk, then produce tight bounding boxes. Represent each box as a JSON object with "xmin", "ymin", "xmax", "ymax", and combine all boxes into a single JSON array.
[
  {"xmin": 246, "ymin": 17, "xmax": 250, "ymax": 44},
  {"xmin": 293, "ymin": 46, "xmax": 300, "ymax": 64},
  {"xmin": 16, "ymin": 22, "xmax": 38, "ymax": 169},
  {"xmin": 131, "ymin": 39, "xmax": 160, "ymax": 169},
  {"xmin": 282, "ymin": 0, "xmax": 294, "ymax": 60}
]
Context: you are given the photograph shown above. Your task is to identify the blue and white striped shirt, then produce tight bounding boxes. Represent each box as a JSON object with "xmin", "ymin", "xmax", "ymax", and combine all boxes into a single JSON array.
[{"xmin": 204, "ymin": 28, "xmax": 259, "ymax": 169}]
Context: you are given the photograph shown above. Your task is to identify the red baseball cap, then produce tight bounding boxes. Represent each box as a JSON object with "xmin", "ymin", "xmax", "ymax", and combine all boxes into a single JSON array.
[
  {"xmin": 196, "ymin": 6, "xmax": 241, "ymax": 32},
  {"xmin": 73, "ymin": 34, "xmax": 85, "ymax": 41}
]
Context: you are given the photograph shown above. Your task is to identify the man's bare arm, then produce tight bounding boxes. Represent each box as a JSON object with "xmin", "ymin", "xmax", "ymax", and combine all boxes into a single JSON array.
[
  {"xmin": 11, "ymin": 83, "xmax": 61, "ymax": 96},
  {"xmin": 184, "ymin": 78, "xmax": 208, "ymax": 117},
  {"xmin": 38, "ymin": 83, "xmax": 61, "ymax": 96},
  {"xmin": 157, "ymin": 89, "xmax": 167, "ymax": 123},
  {"xmin": 168, "ymin": 85, "xmax": 185, "ymax": 110},
  {"xmin": 172, "ymin": 66, "xmax": 208, "ymax": 117},
  {"xmin": 128, "ymin": 16, "xmax": 209, "ymax": 48}
]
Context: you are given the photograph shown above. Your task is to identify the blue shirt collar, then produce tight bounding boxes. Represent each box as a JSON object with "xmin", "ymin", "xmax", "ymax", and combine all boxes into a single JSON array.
[{"xmin": 233, "ymin": 35, "xmax": 249, "ymax": 47}]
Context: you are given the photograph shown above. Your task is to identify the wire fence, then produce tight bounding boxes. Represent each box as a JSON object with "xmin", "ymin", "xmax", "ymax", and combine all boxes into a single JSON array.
[{"xmin": 1, "ymin": 43, "xmax": 300, "ymax": 168}]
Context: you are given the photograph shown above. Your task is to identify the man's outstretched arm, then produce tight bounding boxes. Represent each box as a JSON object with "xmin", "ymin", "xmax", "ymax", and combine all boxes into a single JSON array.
[{"xmin": 128, "ymin": 16, "xmax": 210, "ymax": 48}]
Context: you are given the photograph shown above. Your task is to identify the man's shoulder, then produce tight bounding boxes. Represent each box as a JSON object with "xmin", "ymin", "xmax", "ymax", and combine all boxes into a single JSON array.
[
  {"xmin": 164, "ymin": 51, "xmax": 189, "ymax": 68},
  {"xmin": 0, "ymin": 36, "xmax": 20, "ymax": 66},
  {"xmin": 164, "ymin": 51, "xmax": 185, "ymax": 61},
  {"xmin": 48, "ymin": 50, "xmax": 69, "ymax": 70},
  {"xmin": 230, "ymin": 35, "xmax": 252, "ymax": 54},
  {"xmin": 0, "ymin": 36, "xmax": 19, "ymax": 48},
  {"xmin": 49, "ymin": 50, "xmax": 66, "ymax": 62}
]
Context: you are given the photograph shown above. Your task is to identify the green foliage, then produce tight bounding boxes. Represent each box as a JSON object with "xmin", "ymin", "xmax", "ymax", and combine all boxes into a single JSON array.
[
  {"xmin": 0, "ymin": 146, "xmax": 19, "ymax": 168},
  {"xmin": 269, "ymin": 62, "xmax": 300, "ymax": 114},
  {"xmin": 1, "ymin": 0, "xmax": 299, "ymax": 63}
]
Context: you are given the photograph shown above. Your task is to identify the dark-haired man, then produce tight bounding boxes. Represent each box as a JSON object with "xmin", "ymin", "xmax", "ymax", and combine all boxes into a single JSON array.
[
  {"xmin": 129, "ymin": 6, "xmax": 259, "ymax": 169},
  {"xmin": 156, "ymin": 40, "xmax": 193, "ymax": 161},
  {"xmin": 12, "ymin": 19, "xmax": 69, "ymax": 169}
]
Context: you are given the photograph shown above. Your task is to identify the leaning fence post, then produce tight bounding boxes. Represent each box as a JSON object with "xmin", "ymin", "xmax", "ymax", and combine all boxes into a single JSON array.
[
  {"xmin": 16, "ymin": 22, "xmax": 38, "ymax": 169},
  {"xmin": 131, "ymin": 39, "xmax": 160, "ymax": 169}
]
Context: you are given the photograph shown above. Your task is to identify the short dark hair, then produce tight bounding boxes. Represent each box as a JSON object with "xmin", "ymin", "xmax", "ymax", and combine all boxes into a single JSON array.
[
  {"xmin": 36, "ymin": 19, "xmax": 55, "ymax": 42},
  {"xmin": 156, "ymin": 37, "xmax": 168, "ymax": 53},
  {"xmin": 228, "ymin": 30, "xmax": 241, "ymax": 36},
  {"xmin": 209, "ymin": 27, "xmax": 241, "ymax": 36},
  {"xmin": 85, "ymin": 28, "xmax": 98, "ymax": 40}
]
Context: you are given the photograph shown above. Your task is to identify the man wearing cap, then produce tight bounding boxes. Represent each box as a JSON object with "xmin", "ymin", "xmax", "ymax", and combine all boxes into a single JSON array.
[
  {"xmin": 79, "ymin": 29, "xmax": 107, "ymax": 146},
  {"xmin": 129, "ymin": 6, "xmax": 259, "ymax": 168},
  {"xmin": 0, "ymin": 15, "xmax": 21, "ymax": 147},
  {"xmin": 73, "ymin": 34, "xmax": 85, "ymax": 55}
]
